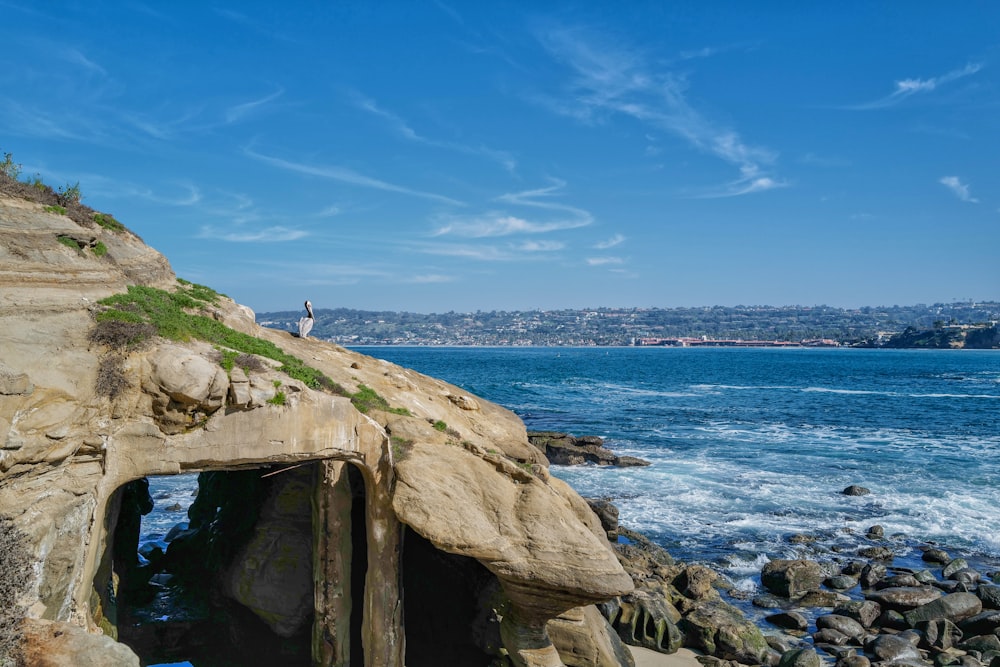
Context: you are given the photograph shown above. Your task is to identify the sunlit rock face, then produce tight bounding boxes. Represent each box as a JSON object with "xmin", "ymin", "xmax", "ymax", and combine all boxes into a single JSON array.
[{"xmin": 0, "ymin": 194, "xmax": 632, "ymax": 665}]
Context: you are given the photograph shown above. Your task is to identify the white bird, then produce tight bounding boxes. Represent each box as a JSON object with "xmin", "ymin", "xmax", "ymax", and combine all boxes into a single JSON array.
[{"xmin": 298, "ymin": 300, "xmax": 314, "ymax": 338}]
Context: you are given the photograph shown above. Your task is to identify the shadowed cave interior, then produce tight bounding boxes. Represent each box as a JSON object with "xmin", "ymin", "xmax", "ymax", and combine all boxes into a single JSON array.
[{"xmin": 96, "ymin": 462, "xmax": 508, "ymax": 666}]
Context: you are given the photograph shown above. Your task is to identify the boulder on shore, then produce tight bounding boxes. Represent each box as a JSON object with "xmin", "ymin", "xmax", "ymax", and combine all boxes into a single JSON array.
[{"xmin": 528, "ymin": 431, "xmax": 651, "ymax": 467}]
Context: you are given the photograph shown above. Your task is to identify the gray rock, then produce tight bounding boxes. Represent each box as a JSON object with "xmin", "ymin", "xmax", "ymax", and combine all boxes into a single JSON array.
[
  {"xmin": 762, "ymin": 559, "xmax": 825, "ymax": 598},
  {"xmin": 779, "ymin": 648, "xmax": 822, "ymax": 667},
  {"xmin": 817, "ymin": 614, "xmax": 867, "ymax": 641},
  {"xmin": 834, "ymin": 600, "xmax": 883, "ymax": 628},
  {"xmin": 814, "ymin": 628, "xmax": 851, "ymax": 646},
  {"xmin": 827, "ymin": 575, "xmax": 859, "ymax": 591},
  {"xmin": 868, "ymin": 633, "xmax": 924, "ymax": 663},
  {"xmin": 843, "ymin": 485, "xmax": 871, "ymax": 496},
  {"xmin": 904, "ymin": 593, "xmax": 984, "ymax": 627},
  {"xmin": 923, "ymin": 548, "xmax": 951, "ymax": 564},
  {"xmin": 867, "ymin": 586, "xmax": 943, "ymax": 612},
  {"xmin": 959, "ymin": 610, "xmax": 1000, "ymax": 637},
  {"xmin": 836, "ymin": 655, "xmax": 871, "ymax": 667},
  {"xmin": 959, "ymin": 635, "xmax": 1000, "ymax": 654},
  {"xmin": 867, "ymin": 525, "xmax": 885, "ymax": 539},
  {"xmin": 767, "ymin": 611, "xmax": 809, "ymax": 631},
  {"xmin": 861, "ymin": 563, "xmax": 887, "ymax": 589},
  {"xmin": 976, "ymin": 585, "xmax": 1000, "ymax": 610},
  {"xmin": 944, "ymin": 559, "xmax": 971, "ymax": 579},
  {"xmin": 915, "ymin": 618, "xmax": 963, "ymax": 651}
]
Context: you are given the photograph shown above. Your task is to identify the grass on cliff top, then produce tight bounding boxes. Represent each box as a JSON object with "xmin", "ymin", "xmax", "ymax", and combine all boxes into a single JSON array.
[{"xmin": 94, "ymin": 281, "xmax": 408, "ymax": 414}]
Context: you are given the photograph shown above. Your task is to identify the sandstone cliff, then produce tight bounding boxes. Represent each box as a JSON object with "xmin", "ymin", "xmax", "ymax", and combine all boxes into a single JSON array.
[{"xmin": 0, "ymin": 191, "xmax": 634, "ymax": 666}]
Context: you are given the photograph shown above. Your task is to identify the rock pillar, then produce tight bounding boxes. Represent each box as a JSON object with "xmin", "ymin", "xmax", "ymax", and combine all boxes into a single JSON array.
[{"xmin": 314, "ymin": 460, "xmax": 355, "ymax": 666}]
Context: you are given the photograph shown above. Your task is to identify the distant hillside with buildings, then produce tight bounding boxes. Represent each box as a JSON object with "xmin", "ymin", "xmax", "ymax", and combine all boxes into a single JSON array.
[{"xmin": 257, "ymin": 302, "xmax": 1000, "ymax": 347}]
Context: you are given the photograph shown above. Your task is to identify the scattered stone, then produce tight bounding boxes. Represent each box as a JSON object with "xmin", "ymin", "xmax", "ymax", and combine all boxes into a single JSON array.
[
  {"xmin": 827, "ymin": 575, "xmax": 859, "ymax": 591},
  {"xmin": 859, "ymin": 546, "xmax": 894, "ymax": 561},
  {"xmin": 834, "ymin": 600, "xmax": 883, "ymax": 628},
  {"xmin": 766, "ymin": 611, "xmax": 808, "ymax": 631},
  {"xmin": 976, "ymin": 585, "xmax": 1000, "ymax": 610},
  {"xmin": 860, "ymin": 563, "xmax": 887, "ymax": 589},
  {"xmin": 867, "ymin": 633, "xmax": 923, "ymax": 663},
  {"xmin": 866, "ymin": 525, "xmax": 885, "ymax": 539},
  {"xmin": 867, "ymin": 586, "xmax": 943, "ymax": 612},
  {"xmin": 778, "ymin": 647, "xmax": 822, "ymax": 667},
  {"xmin": 836, "ymin": 654, "xmax": 870, "ymax": 667},
  {"xmin": 817, "ymin": 614, "xmax": 867, "ymax": 642},
  {"xmin": 923, "ymin": 548, "xmax": 951, "ymax": 564},
  {"xmin": 944, "ymin": 559, "xmax": 971, "ymax": 579},
  {"xmin": 842, "ymin": 485, "xmax": 871, "ymax": 496},
  {"xmin": 761, "ymin": 559, "xmax": 824, "ymax": 598}
]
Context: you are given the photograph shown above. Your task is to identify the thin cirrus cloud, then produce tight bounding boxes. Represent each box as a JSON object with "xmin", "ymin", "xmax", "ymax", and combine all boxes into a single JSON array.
[
  {"xmin": 849, "ymin": 63, "xmax": 983, "ymax": 110},
  {"xmin": 198, "ymin": 225, "xmax": 309, "ymax": 242},
  {"xmin": 939, "ymin": 176, "xmax": 979, "ymax": 203},
  {"xmin": 225, "ymin": 88, "xmax": 285, "ymax": 123},
  {"xmin": 587, "ymin": 256, "xmax": 624, "ymax": 266},
  {"xmin": 244, "ymin": 147, "xmax": 464, "ymax": 206},
  {"xmin": 535, "ymin": 26, "xmax": 785, "ymax": 197},
  {"xmin": 349, "ymin": 91, "xmax": 517, "ymax": 172},
  {"xmin": 594, "ymin": 234, "xmax": 625, "ymax": 249},
  {"xmin": 433, "ymin": 179, "xmax": 593, "ymax": 237}
]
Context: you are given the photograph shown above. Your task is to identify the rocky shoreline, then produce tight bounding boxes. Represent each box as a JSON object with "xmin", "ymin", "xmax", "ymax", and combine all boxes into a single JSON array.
[{"xmin": 539, "ymin": 433, "xmax": 1000, "ymax": 667}]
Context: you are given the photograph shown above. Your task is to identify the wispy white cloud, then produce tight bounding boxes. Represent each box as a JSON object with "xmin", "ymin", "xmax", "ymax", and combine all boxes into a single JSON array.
[
  {"xmin": 850, "ymin": 62, "xmax": 983, "ymax": 110},
  {"xmin": 518, "ymin": 240, "xmax": 565, "ymax": 252},
  {"xmin": 244, "ymin": 147, "xmax": 464, "ymax": 206},
  {"xmin": 433, "ymin": 179, "xmax": 593, "ymax": 237},
  {"xmin": 594, "ymin": 234, "xmax": 625, "ymax": 249},
  {"xmin": 406, "ymin": 273, "xmax": 455, "ymax": 284},
  {"xmin": 198, "ymin": 225, "xmax": 308, "ymax": 242},
  {"xmin": 587, "ymin": 256, "xmax": 624, "ymax": 266},
  {"xmin": 939, "ymin": 176, "xmax": 979, "ymax": 203},
  {"xmin": 534, "ymin": 26, "xmax": 782, "ymax": 196},
  {"xmin": 226, "ymin": 88, "xmax": 284, "ymax": 123},
  {"xmin": 316, "ymin": 205, "xmax": 341, "ymax": 218},
  {"xmin": 413, "ymin": 242, "xmax": 520, "ymax": 261},
  {"xmin": 350, "ymin": 91, "xmax": 516, "ymax": 172}
]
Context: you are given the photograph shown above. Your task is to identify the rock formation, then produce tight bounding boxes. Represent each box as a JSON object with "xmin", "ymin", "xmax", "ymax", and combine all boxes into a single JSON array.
[{"xmin": 0, "ymin": 191, "xmax": 635, "ymax": 665}]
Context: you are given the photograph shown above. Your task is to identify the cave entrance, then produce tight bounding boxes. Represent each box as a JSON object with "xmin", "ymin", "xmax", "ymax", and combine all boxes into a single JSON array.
[
  {"xmin": 98, "ymin": 461, "xmax": 369, "ymax": 667},
  {"xmin": 402, "ymin": 526, "xmax": 502, "ymax": 666}
]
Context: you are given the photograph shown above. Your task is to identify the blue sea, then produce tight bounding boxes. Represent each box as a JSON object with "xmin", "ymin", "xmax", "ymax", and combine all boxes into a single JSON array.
[
  {"xmin": 143, "ymin": 347, "xmax": 1000, "ymax": 607},
  {"xmin": 355, "ymin": 346, "xmax": 1000, "ymax": 594}
]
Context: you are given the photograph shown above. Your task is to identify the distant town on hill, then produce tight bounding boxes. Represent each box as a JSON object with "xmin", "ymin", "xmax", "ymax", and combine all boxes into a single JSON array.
[{"xmin": 257, "ymin": 301, "xmax": 1000, "ymax": 348}]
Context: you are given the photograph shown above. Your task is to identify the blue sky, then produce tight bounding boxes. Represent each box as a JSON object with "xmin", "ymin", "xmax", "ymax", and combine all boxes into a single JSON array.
[{"xmin": 2, "ymin": 2, "xmax": 997, "ymax": 313}]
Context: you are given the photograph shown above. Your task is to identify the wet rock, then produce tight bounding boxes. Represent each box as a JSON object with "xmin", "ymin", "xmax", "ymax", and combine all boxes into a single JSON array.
[
  {"xmin": 923, "ymin": 548, "xmax": 951, "ymax": 564},
  {"xmin": 958, "ymin": 610, "xmax": 1000, "ymax": 636},
  {"xmin": 766, "ymin": 611, "xmax": 808, "ymax": 631},
  {"xmin": 799, "ymin": 590, "xmax": 849, "ymax": 608},
  {"xmin": 680, "ymin": 599, "xmax": 769, "ymax": 664},
  {"xmin": 813, "ymin": 628, "xmax": 852, "ymax": 646},
  {"xmin": 943, "ymin": 560, "xmax": 971, "ymax": 579},
  {"xmin": 778, "ymin": 647, "xmax": 822, "ymax": 667},
  {"xmin": 676, "ymin": 564, "xmax": 719, "ymax": 600},
  {"xmin": 761, "ymin": 559, "xmax": 824, "ymax": 598},
  {"xmin": 753, "ymin": 593, "xmax": 790, "ymax": 610},
  {"xmin": 817, "ymin": 614, "xmax": 867, "ymax": 642},
  {"xmin": 867, "ymin": 633, "xmax": 923, "ymax": 663},
  {"xmin": 860, "ymin": 563, "xmax": 887, "ymax": 589},
  {"xmin": 914, "ymin": 570, "xmax": 939, "ymax": 585},
  {"xmin": 915, "ymin": 618, "xmax": 963, "ymax": 651},
  {"xmin": 834, "ymin": 600, "xmax": 883, "ymax": 628},
  {"xmin": 867, "ymin": 525, "xmax": 885, "ymax": 539},
  {"xmin": 958, "ymin": 634, "xmax": 1000, "ymax": 654},
  {"xmin": 586, "ymin": 497, "xmax": 620, "ymax": 541},
  {"xmin": 905, "ymin": 593, "xmax": 983, "ymax": 627},
  {"xmin": 527, "ymin": 431, "xmax": 651, "ymax": 467},
  {"xmin": 877, "ymin": 574, "xmax": 923, "ymax": 590},
  {"xmin": 976, "ymin": 585, "xmax": 1000, "ymax": 610},
  {"xmin": 612, "ymin": 591, "xmax": 683, "ymax": 654},
  {"xmin": 842, "ymin": 485, "xmax": 871, "ymax": 496},
  {"xmin": 858, "ymin": 546, "xmax": 895, "ymax": 561},
  {"xmin": 827, "ymin": 575, "xmax": 859, "ymax": 591},
  {"xmin": 867, "ymin": 586, "xmax": 943, "ymax": 612},
  {"xmin": 836, "ymin": 654, "xmax": 871, "ymax": 667}
]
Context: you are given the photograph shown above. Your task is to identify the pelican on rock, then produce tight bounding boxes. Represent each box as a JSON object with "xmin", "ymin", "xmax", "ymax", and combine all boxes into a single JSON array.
[{"xmin": 298, "ymin": 300, "xmax": 314, "ymax": 338}]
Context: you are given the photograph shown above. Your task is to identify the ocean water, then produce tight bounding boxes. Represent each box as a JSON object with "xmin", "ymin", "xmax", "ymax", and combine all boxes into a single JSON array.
[
  {"xmin": 353, "ymin": 346, "xmax": 1000, "ymax": 595},
  {"xmin": 141, "ymin": 347, "xmax": 1000, "ymax": 606}
]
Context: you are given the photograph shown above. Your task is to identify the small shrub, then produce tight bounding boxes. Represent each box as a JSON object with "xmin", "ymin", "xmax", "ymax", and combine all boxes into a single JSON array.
[
  {"xmin": 57, "ymin": 235, "xmax": 80, "ymax": 250},
  {"xmin": 92, "ymin": 241, "xmax": 108, "ymax": 257},
  {"xmin": 1, "ymin": 152, "xmax": 21, "ymax": 180},
  {"xmin": 45, "ymin": 205, "xmax": 67, "ymax": 215},
  {"xmin": 88, "ymin": 319, "xmax": 157, "ymax": 352},
  {"xmin": 432, "ymin": 420, "xmax": 447, "ymax": 432},
  {"xmin": 0, "ymin": 516, "xmax": 31, "ymax": 666},
  {"xmin": 95, "ymin": 354, "xmax": 131, "ymax": 399},
  {"xmin": 93, "ymin": 212, "xmax": 125, "ymax": 232},
  {"xmin": 57, "ymin": 181, "xmax": 82, "ymax": 204},
  {"xmin": 28, "ymin": 174, "xmax": 45, "ymax": 190},
  {"xmin": 267, "ymin": 391, "xmax": 286, "ymax": 406},
  {"xmin": 234, "ymin": 353, "xmax": 265, "ymax": 372},
  {"xmin": 214, "ymin": 348, "xmax": 240, "ymax": 373},
  {"xmin": 272, "ymin": 379, "xmax": 282, "ymax": 388},
  {"xmin": 390, "ymin": 436, "xmax": 413, "ymax": 461}
]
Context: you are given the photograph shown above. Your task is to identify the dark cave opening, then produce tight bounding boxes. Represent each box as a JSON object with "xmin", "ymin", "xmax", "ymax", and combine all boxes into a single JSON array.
[
  {"xmin": 102, "ymin": 466, "xmax": 325, "ymax": 666},
  {"xmin": 401, "ymin": 526, "xmax": 503, "ymax": 667}
]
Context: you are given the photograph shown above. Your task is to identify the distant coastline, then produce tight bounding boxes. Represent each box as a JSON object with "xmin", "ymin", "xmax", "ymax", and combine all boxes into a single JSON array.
[{"xmin": 258, "ymin": 302, "xmax": 1000, "ymax": 348}]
